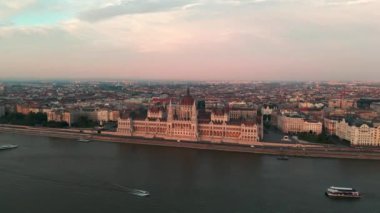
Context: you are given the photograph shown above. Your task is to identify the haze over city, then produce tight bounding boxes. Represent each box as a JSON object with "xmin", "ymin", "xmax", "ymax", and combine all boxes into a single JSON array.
[
  {"xmin": 2, "ymin": 1, "xmax": 380, "ymax": 212},
  {"xmin": 1, "ymin": 0, "xmax": 379, "ymax": 81}
]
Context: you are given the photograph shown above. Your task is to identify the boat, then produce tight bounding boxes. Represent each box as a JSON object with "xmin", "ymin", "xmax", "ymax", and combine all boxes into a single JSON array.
[
  {"xmin": 277, "ymin": 156, "xmax": 289, "ymax": 160},
  {"xmin": 325, "ymin": 186, "xmax": 361, "ymax": 199},
  {"xmin": 281, "ymin": 135, "xmax": 291, "ymax": 142},
  {"xmin": 0, "ymin": 144, "xmax": 18, "ymax": 150},
  {"xmin": 77, "ymin": 138, "xmax": 90, "ymax": 142},
  {"xmin": 130, "ymin": 189, "xmax": 150, "ymax": 197}
]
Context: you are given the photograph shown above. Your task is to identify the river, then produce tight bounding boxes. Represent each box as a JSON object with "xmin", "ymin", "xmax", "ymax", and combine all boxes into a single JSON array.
[{"xmin": 1, "ymin": 133, "xmax": 380, "ymax": 213}]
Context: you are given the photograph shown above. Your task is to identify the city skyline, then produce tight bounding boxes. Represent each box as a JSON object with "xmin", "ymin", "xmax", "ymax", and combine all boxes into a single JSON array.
[{"xmin": 1, "ymin": 0, "xmax": 379, "ymax": 81}]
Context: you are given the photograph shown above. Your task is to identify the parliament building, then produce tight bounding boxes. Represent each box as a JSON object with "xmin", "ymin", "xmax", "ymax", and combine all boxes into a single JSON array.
[{"xmin": 117, "ymin": 89, "xmax": 262, "ymax": 144}]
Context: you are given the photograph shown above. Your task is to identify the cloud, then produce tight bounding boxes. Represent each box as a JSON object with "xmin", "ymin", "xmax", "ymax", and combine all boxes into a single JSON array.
[
  {"xmin": 182, "ymin": 2, "xmax": 204, "ymax": 10},
  {"xmin": 1, "ymin": 0, "xmax": 380, "ymax": 80},
  {"xmin": 0, "ymin": 0, "xmax": 36, "ymax": 10},
  {"xmin": 0, "ymin": 0, "xmax": 36, "ymax": 20},
  {"xmin": 206, "ymin": 0, "xmax": 268, "ymax": 6},
  {"xmin": 323, "ymin": 0, "xmax": 374, "ymax": 6},
  {"xmin": 79, "ymin": 0, "xmax": 195, "ymax": 22},
  {"xmin": 0, "ymin": 20, "xmax": 13, "ymax": 27}
]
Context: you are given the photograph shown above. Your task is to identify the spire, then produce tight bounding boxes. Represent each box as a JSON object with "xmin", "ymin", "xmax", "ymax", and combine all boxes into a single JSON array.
[
  {"xmin": 191, "ymin": 100, "xmax": 198, "ymax": 122},
  {"xmin": 168, "ymin": 99, "xmax": 173, "ymax": 122},
  {"xmin": 192, "ymin": 100, "xmax": 197, "ymax": 111}
]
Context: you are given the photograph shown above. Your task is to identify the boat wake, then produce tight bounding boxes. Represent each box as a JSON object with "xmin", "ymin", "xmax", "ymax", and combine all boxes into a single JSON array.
[
  {"xmin": 0, "ymin": 167, "xmax": 150, "ymax": 197},
  {"xmin": 0, "ymin": 144, "xmax": 18, "ymax": 150},
  {"xmin": 111, "ymin": 184, "xmax": 150, "ymax": 197}
]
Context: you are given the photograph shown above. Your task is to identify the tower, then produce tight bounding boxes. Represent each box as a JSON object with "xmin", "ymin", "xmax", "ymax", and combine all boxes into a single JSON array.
[
  {"xmin": 167, "ymin": 100, "xmax": 174, "ymax": 122},
  {"xmin": 191, "ymin": 101, "xmax": 199, "ymax": 140},
  {"xmin": 191, "ymin": 101, "xmax": 198, "ymax": 123}
]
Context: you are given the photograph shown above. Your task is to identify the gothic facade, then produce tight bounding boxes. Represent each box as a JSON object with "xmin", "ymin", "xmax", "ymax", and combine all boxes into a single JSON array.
[{"xmin": 117, "ymin": 89, "xmax": 261, "ymax": 144}]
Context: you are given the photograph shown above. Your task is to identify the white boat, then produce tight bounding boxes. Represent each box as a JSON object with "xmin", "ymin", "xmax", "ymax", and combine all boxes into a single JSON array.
[
  {"xmin": 325, "ymin": 186, "xmax": 361, "ymax": 199},
  {"xmin": 0, "ymin": 144, "xmax": 18, "ymax": 150},
  {"xmin": 78, "ymin": 138, "xmax": 91, "ymax": 142},
  {"xmin": 281, "ymin": 135, "xmax": 291, "ymax": 142},
  {"xmin": 130, "ymin": 189, "xmax": 150, "ymax": 197}
]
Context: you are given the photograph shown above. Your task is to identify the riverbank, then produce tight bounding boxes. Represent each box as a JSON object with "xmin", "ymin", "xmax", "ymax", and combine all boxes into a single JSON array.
[{"xmin": 1, "ymin": 124, "xmax": 380, "ymax": 160}]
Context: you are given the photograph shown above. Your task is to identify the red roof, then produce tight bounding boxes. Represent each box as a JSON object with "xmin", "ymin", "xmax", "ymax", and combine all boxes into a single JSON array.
[
  {"xmin": 180, "ymin": 87, "xmax": 195, "ymax": 105},
  {"xmin": 180, "ymin": 95, "xmax": 194, "ymax": 105}
]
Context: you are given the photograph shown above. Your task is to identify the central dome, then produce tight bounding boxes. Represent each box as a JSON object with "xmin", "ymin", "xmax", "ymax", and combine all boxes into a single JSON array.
[{"xmin": 180, "ymin": 88, "xmax": 195, "ymax": 105}]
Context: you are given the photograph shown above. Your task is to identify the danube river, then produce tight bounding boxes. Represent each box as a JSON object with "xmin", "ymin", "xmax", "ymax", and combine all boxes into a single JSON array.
[{"xmin": 1, "ymin": 133, "xmax": 380, "ymax": 213}]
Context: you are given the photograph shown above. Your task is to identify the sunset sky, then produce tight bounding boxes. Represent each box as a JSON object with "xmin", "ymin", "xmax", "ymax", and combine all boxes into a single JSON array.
[{"xmin": 0, "ymin": 0, "xmax": 379, "ymax": 81}]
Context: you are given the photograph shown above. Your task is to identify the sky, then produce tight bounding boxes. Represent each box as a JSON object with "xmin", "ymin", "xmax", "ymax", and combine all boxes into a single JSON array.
[{"xmin": 0, "ymin": 0, "xmax": 379, "ymax": 81}]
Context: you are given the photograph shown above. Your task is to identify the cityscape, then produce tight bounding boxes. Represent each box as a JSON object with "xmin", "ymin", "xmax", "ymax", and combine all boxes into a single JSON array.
[
  {"xmin": 1, "ymin": 81, "xmax": 380, "ymax": 148},
  {"xmin": 1, "ymin": 0, "xmax": 380, "ymax": 212}
]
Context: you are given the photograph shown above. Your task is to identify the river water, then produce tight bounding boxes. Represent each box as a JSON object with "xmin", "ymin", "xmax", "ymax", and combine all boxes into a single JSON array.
[{"xmin": 1, "ymin": 133, "xmax": 380, "ymax": 213}]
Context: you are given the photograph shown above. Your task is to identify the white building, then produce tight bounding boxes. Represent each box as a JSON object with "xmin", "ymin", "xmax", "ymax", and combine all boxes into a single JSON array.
[
  {"xmin": 298, "ymin": 102, "xmax": 324, "ymax": 109},
  {"xmin": 47, "ymin": 110, "xmax": 72, "ymax": 124},
  {"xmin": 48, "ymin": 109, "xmax": 120, "ymax": 127},
  {"xmin": 328, "ymin": 99, "xmax": 355, "ymax": 109},
  {"xmin": 96, "ymin": 109, "xmax": 120, "ymax": 122},
  {"xmin": 229, "ymin": 108, "xmax": 257, "ymax": 121},
  {"xmin": 277, "ymin": 114, "xmax": 322, "ymax": 134},
  {"xmin": 335, "ymin": 119, "xmax": 380, "ymax": 146}
]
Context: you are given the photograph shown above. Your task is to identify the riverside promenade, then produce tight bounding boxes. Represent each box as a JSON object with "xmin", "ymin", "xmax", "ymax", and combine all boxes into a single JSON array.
[{"xmin": 1, "ymin": 124, "xmax": 380, "ymax": 160}]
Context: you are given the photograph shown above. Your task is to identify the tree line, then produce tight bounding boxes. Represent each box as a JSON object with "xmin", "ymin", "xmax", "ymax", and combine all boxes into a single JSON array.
[{"xmin": 0, "ymin": 112, "xmax": 97, "ymax": 128}]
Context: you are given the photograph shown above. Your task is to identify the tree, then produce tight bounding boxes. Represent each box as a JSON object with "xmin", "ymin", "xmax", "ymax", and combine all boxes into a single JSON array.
[
  {"xmin": 197, "ymin": 100, "xmax": 206, "ymax": 111},
  {"xmin": 73, "ymin": 116, "xmax": 97, "ymax": 128},
  {"xmin": 45, "ymin": 121, "xmax": 69, "ymax": 128},
  {"xmin": 0, "ymin": 112, "xmax": 47, "ymax": 126},
  {"xmin": 129, "ymin": 111, "xmax": 136, "ymax": 119}
]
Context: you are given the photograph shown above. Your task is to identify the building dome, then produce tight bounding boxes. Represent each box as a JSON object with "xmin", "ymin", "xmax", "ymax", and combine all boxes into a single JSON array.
[
  {"xmin": 180, "ymin": 95, "xmax": 194, "ymax": 105},
  {"xmin": 180, "ymin": 88, "xmax": 195, "ymax": 105}
]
